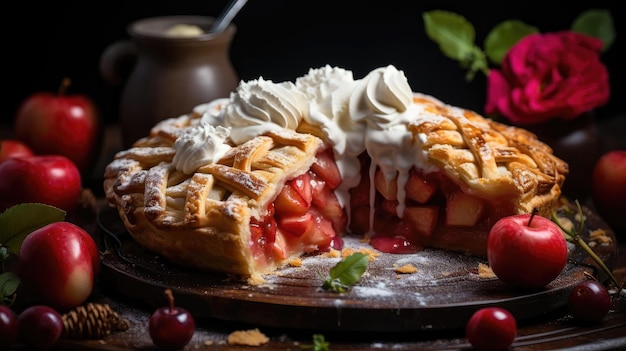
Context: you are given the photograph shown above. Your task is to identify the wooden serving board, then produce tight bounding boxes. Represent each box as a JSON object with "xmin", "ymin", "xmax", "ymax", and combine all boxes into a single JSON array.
[{"xmin": 94, "ymin": 201, "xmax": 617, "ymax": 332}]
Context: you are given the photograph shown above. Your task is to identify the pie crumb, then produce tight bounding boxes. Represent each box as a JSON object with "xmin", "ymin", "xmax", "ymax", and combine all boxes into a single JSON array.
[
  {"xmin": 478, "ymin": 263, "xmax": 496, "ymax": 278},
  {"xmin": 341, "ymin": 247, "xmax": 380, "ymax": 261},
  {"xmin": 227, "ymin": 328, "xmax": 269, "ymax": 346},
  {"xmin": 288, "ymin": 257, "xmax": 303, "ymax": 267},
  {"xmin": 322, "ymin": 249, "xmax": 342, "ymax": 258},
  {"xmin": 395, "ymin": 264, "xmax": 418, "ymax": 274},
  {"xmin": 589, "ymin": 228, "xmax": 611, "ymax": 244}
]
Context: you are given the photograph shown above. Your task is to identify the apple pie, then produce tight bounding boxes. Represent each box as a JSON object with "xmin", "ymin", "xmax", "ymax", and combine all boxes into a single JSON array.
[{"xmin": 104, "ymin": 65, "xmax": 568, "ymax": 279}]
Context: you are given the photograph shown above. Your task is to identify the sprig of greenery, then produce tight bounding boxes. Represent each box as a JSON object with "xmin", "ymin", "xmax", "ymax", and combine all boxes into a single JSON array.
[
  {"xmin": 300, "ymin": 334, "xmax": 330, "ymax": 351},
  {"xmin": 320, "ymin": 252, "xmax": 369, "ymax": 293},
  {"xmin": 550, "ymin": 200, "xmax": 621, "ymax": 288},
  {"xmin": 422, "ymin": 10, "xmax": 488, "ymax": 81},
  {"xmin": 423, "ymin": 9, "xmax": 615, "ymax": 81}
]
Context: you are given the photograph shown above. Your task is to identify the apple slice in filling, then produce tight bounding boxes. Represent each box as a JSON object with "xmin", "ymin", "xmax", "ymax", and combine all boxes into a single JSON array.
[
  {"xmin": 350, "ymin": 159, "xmax": 502, "ymax": 256},
  {"xmin": 249, "ymin": 148, "xmax": 347, "ymax": 268}
]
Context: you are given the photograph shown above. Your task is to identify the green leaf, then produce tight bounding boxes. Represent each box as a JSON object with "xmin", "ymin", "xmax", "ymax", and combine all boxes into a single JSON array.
[
  {"xmin": 423, "ymin": 10, "xmax": 489, "ymax": 80},
  {"xmin": 0, "ymin": 271, "xmax": 20, "ymax": 305},
  {"xmin": 0, "ymin": 203, "xmax": 66, "ymax": 255},
  {"xmin": 484, "ymin": 20, "xmax": 539, "ymax": 65},
  {"xmin": 571, "ymin": 9, "xmax": 615, "ymax": 53},
  {"xmin": 423, "ymin": 11, "xmax": 478, "ymax": 62},
  {"xmin": 322, "ymin": 252, "xmax": 369, "ymax": 293},
  {"xmin": 300, "ymin": 334, "xmax": 330, "ymax": 351}
]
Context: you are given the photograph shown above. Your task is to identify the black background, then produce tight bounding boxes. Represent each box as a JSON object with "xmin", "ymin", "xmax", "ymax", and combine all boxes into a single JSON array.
[{"xmin": 2, "ymin": 0, "xmax": 624, "ymax": 130}]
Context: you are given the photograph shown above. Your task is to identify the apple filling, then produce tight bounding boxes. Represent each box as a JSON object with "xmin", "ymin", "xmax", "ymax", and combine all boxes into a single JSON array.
[
  {"xmin": 249, "ymin": 148, "xmax": 347, "ymax": 267},
  {"xmin": 249, "ymin": 145, "xmax": 515, "ymax": 265},
  {"xmin": 349, "ymin": 153, "xmax": 513, "ymax": 255},
  {"xmin": 250, "ymin": 146, "xmax": 516, "ymax": 264}
]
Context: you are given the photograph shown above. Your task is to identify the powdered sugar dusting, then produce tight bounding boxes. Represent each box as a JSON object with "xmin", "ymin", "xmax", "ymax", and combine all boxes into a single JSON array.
[
  {"xmin": 353, "ymin": 283, "xmax": 395, "ymax": 297},
  {"xmin": 262, "ymin": 235, "xmax": 493, "ymax": 306}
]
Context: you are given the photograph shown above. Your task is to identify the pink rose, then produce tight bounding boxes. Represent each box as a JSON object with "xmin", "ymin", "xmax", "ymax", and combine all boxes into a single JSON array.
[{"xmin": 485, "ymin": 31, "xmax": 610, "ymax": 125}]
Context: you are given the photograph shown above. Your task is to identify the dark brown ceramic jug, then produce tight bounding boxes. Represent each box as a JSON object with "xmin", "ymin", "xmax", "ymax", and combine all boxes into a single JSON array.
[{"xmin": 100, "ymin": 16, "xmax": 239, "ymax": 148}]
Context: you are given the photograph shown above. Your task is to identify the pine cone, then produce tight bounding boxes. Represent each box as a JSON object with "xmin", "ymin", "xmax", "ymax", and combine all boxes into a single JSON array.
[{"xmin": 62, "ymin": 303, "xmax": 130, "ymax": 339}]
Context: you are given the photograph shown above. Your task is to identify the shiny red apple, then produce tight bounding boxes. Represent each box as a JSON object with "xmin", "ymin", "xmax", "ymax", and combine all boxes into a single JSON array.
[
  {"xmin": 17, "ymin": 221, "xmax": 100, "ymax": 310},
  {"xmin": 592, "ymin": 150, "xmax": 626, "ymax": 233},
  {"xmin": 0, "ymin": 139, "xmax": 34, "ymax": 163},
  {"xmin": 14, "ymin": 78, "xmax": 101, "ymax": 175},
  {"xmin": 0, "ymin": 155, "xmax": 82, "ymax": 213},
  {"xmin": 487, "ymin": 213, "xmax": 568, "ymax": 289}
]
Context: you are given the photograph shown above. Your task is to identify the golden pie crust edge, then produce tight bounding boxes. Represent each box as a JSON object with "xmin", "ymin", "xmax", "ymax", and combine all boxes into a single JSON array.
[{"xmin": 409, "ymin": 96, "xmax": 568, "ymax": 218}]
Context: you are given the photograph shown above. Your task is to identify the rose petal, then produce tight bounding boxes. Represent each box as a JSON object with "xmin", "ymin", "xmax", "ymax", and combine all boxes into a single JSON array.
[{"xmin": 491, "ymin": 31, "xmax": 610, "ymax": 124}]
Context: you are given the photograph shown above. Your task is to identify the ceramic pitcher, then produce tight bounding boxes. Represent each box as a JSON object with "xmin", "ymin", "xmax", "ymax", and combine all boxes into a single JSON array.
[{"xmin": 100, "ymin": 15, "xmax": 239, "ymax": 148}]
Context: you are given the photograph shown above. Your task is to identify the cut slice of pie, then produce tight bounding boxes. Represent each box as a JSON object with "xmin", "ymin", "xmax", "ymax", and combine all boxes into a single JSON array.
[
  {"xmin": 103, "ymin": 65, "xmax": 568, "ymax": 279},
  {"xmin": 104, "ymin": 113, "xmax": 346, "ymax": 278}
]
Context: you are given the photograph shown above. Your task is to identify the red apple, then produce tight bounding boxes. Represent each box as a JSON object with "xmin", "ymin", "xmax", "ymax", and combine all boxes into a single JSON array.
[
  {"xmin": 0, "ymin": 139, "xmax": 34, "ymax": 163},
  {"xmin": 17, "ymin": 221, "xmax": 100, "ymax": 310},
  {"xmin": 14, "ymin": 78, "xmax": 101, "ymax": 175},
  {"xmin": 487, "ymin": 213, "xmax": 568, "ymax": 289},
  {"xmin": 0, "ymin": 155, "xmax": 82, "ymax": 213},
  {"xmin": 591, "ymin": 150, "xmax": 626, "ymax": 233}
]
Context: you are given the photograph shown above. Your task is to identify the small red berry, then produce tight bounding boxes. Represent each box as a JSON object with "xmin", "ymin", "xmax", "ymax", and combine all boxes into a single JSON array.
[
  {"xmin": 0, "ymin": 305, "xmax": 18, "ymax": 350},
  {"xmin": 149, "ymin": 289, "xmax": 195, "ymax": 350},
  {"xmin": 568, "ymin": 280, "xmax": 611, "ymax": 324},
  {"xmin": 17, "ymin": 305, "xmax": 63, "ymax": 350},
  {"xmin": 466, "ymin": 307, "xmax": 517, "ymax": 350}
]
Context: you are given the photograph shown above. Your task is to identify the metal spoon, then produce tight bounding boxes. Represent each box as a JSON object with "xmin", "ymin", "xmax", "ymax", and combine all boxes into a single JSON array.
[{"xmin": 210, "ymin": 0, "xmax": 248, "ymax": 33}]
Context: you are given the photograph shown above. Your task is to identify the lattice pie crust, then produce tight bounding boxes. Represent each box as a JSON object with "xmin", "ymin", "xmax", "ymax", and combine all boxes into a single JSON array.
[{"xmin": 104, "ymin": 97, "xmax": 568, "ymax": 278}]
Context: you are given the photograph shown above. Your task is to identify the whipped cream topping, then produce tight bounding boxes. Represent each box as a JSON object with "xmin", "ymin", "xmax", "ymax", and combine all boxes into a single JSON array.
[
  {"xmin": 172, "ymin": 123, "xmax": 232, "ymax": 174},
  {"xmin": 189, "ymin": 64, "xmax": 455, "ymax": 229},
  {"xmin": 349, "ymin": 65, "xmax": 414, "ymax": 127},
  {"xmin": 295, "ymin": 65, "xmax": 355, "ymax": 103},
  {"xmin": 223, "ymin": 78, "xmax": 309, "ymax": 145},
  {"xmin": 199, "ymin": 98, "xmax": 229, "ymax": 126},
  {"xmin": 297, "ymin": 65, "xmax": 431, "ymax": 218}
]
